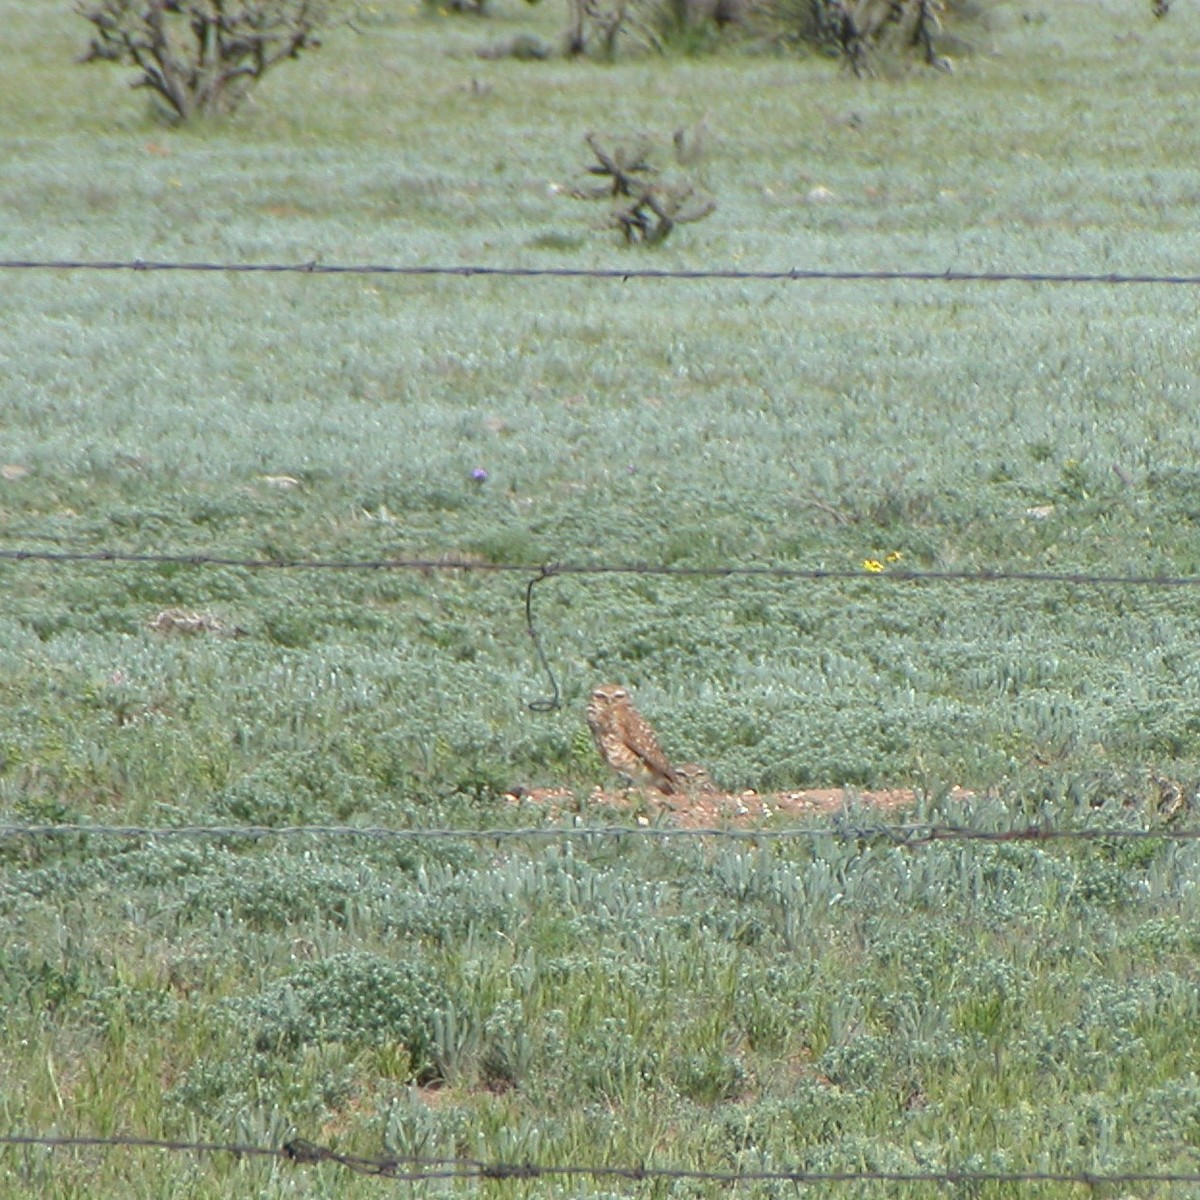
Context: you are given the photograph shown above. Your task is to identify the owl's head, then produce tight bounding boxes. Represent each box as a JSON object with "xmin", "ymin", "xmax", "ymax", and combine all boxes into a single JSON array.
[{"xmin": 589, "ymin": 683, "xmax": 630, "ymax": 709}]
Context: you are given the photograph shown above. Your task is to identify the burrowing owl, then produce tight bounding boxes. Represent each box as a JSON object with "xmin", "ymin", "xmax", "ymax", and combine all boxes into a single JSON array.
[{"xmin": 586, "ymin": 683, "xmax": 680, "ymax": 794}]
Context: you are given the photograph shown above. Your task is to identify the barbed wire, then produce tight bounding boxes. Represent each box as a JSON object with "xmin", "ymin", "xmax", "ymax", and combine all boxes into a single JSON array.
[
  {"xmin": 0, "ymin": 821, "xmax": 1196, "ymax": 844},
  {"xmin": 4, "ymin": 547, "xmax": 1200, "ymax": 587},
  {"xmin": 2, "ymin": 1132, "xmax": 1199, "ymax": 1187},
  {"xmin": 4, "ymin": 258, "xmax": 1200, "ymax": 286}
]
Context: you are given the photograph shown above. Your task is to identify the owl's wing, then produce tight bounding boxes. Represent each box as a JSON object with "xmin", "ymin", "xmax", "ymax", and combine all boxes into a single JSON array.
[{"xmin": 630, "ymin": 732, "xmax": 678, "ymax": 784}]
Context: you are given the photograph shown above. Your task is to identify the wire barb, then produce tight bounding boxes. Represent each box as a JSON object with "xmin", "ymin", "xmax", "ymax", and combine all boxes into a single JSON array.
[{"xmin": 282, "ymin": 1139, "xmax": 326, "ymax": 1165}]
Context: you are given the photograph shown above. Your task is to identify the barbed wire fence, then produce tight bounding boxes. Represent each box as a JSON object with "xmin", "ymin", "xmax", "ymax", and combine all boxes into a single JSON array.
[
  {"xmin": 3, "ymin": 548, "xmax": 1197, "ymax": 841},
  {"xmin": 6, "ymin": 257, "xmax": 1200, "ymax": 285},
  {"xmin": 3, "ymin": 1132, "xmax": 1200, "ymax": 1188},
  {"xmin": 9, "ymin": 547, "xmax": 1200, "ymax": 585},
  {"xmin": 0, "ymin": 821, "xmax": 1197, "ymax": 844},
  {"xmin": 5, "ymin": 262, "xmax": 1200, "ymax": 1191}
]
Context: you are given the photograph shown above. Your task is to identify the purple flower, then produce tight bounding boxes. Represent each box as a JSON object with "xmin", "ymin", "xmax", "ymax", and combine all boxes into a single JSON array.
[{"xmin": 471, "ymin": 467, "xmax": 489, "ymax": 484}]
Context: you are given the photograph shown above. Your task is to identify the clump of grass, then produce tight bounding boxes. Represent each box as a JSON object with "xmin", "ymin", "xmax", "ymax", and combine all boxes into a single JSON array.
[{"xmin": 231, "ymin": 952, "xmax": 452, "ymax": 1067}]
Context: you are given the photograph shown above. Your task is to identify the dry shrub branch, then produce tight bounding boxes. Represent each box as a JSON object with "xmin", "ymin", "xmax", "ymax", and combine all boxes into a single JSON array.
[
  {"xmin": 794, "ymin": 0, "xmax": 952, "ymax": 74},
  {"xmin": 77, "ymin": 0, "xmax": 333, "ymax": 120}
]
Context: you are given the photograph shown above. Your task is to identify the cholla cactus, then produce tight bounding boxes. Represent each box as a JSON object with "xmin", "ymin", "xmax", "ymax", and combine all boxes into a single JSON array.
[
  {"xmin": 613, "ymin": 182, "xmax": 716, "ymax": 245},
  {"xmin": 568, "ymin": 133, "xmax": 716, "ymax": 245},
  {"xmin": 811, "ymin": 0, "xmax": 951, "ymax": 75},
  {"xmin": 77, "ymin": 0, "xmax": 332, "ymax": 120}
]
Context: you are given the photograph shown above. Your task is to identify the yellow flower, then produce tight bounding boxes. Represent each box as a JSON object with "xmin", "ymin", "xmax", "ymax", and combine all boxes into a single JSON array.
[
  {"xmin": 862, "ymin": 559, "xmax": 884, "ymax": 573},
  {"xmin": 886, "ymin": 551, "xmax": 903, "ymax": 563}
]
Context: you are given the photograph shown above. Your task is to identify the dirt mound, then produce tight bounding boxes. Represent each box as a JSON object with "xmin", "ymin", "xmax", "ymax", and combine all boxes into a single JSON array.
[{"xmin": 507, "ymin": 785, "xmax": 972, "ymax": 830}]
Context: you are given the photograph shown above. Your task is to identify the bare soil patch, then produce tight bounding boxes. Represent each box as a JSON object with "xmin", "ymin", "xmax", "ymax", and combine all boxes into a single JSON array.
[{"xmin": 507, "ymin": 785, "xmax": 974, "ymax": 829}]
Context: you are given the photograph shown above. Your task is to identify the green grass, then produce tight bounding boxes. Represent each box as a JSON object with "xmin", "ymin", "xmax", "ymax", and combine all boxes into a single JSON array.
[{"xmin": 3, "ymin": 0, "xmax": 1200, "ymax": 1195}]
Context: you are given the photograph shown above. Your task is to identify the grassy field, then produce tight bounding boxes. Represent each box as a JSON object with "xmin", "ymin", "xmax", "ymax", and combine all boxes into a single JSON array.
[{"xmin": 3, "ymin": 0, "xmax": 1200, "ymax": 1195}]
